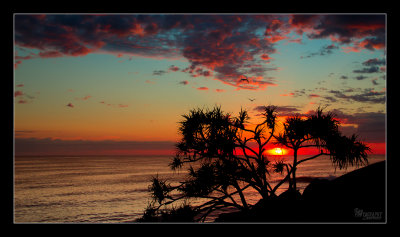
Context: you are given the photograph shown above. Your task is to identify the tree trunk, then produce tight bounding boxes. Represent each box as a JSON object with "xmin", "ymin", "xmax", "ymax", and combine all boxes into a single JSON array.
[
  {"xmin": 233, "ymin": 182, "xmax": 248, "ymax": 210},
  {"xmin": 292, "ymin": 148, "xmax": 298, "ymax": 191}
]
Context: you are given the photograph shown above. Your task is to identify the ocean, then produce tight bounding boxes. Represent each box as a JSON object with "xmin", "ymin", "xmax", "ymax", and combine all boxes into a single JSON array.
[{"xmin": 14, "ymin": 154, "xmax": 386, "ymax": 223}]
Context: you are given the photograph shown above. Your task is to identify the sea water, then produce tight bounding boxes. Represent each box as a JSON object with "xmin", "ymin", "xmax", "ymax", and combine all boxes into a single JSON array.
[{"xmin": 14, "ymin": 154, "xmax": 385, "ymax": 223}]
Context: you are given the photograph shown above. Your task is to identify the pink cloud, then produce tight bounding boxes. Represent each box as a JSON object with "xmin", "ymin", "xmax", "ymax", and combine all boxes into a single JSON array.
[
  {"xmin": 260, "ymin": 54, "xmax": 272, "ymax": 61},
  {"xmin": 308, "ymin": 94, "xmax": 320, "ymax": 98},
  {"xmin": 14, "ymin": 60, "xmax": 22, "ymax": 69},
  {"xmin": 168, "ymin": 65, "xmax": 180, "ymax": 72},
  {"xmin": 75, "ymin": 95, "xmax": 92, "ymax": 101},
  {"xmin": 16, "ymin": 84, "xmax": 24, "ymax": 87},
  {"xmin": 280, "ymin": 92, "xmax": 295, "ymax": 97},
  {"xmin": 39, "ymin": 51, "xmax": 64, "ymax": 58},
  {"xmin": 14, "ymin": 91, "xmax": 24, "ymax": 97},
  {"xmin": 215, "ymin": 89, "xmax": 225, "ymax": 92},
  {"xmin": 66, "ymin": 103, "xmax": 74, "ymax": 108}
]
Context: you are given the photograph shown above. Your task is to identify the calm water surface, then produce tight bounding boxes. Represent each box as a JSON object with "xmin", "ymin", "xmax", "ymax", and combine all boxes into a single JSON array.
[{"xmin": 14, "ymin": 154, "xmax": 385, "ymax": 223}]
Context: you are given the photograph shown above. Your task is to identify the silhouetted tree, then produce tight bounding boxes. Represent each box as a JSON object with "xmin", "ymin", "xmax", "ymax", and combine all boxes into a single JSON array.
[
  {"xmin": 143, "ymin": 105, "xmax": 281, "ymax": 221},
  {"xmin": 274, "ymin": 107, "xmax": 371, "ymax": 193},
  {"xmin": 140, "ymin": 105, "xmax": 371, "ymax": 222}
]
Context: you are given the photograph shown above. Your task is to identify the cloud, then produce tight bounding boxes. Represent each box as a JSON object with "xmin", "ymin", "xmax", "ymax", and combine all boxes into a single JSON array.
[
  {"xmin": 145, "ymin": 79, "xmax": 156, "ymax": 84},
  {"xmin": 362, "ymin": 58, "xmax": 386, "ymax": 66},
  {"xmin": 14, "ymin": 91, "xmax": 24, "ymax": 97},
  {"xmin": 14, "ymin": 90, "xmax": 37, "ymax": 104},
  {"xmin": 197, "ymin": 86, "xmax": 209, "ymax": 91},
  {"xmin": 308, "ymin": 93, "xmax": 320, "ymax": 98},
  {"xmin": 290, "ymin": 89, "xmax": 307, "ymax": 97},
  {"xmin": 16, "ymin": 84, "xmax": 24, "ymax": 87},
  {"xmin": 372, "ymin": 78, "xmax": 379, "ymax": 85},
  {"xmin": 168, "ymin": 65, "xmax": 180, "ymax": 72},
  {"xmin": 14, "ymin": 15, "xmax": 278, "ymax": 90},
  {"xmin": 355, "ymin": 75, "xmax": 368, "ymax": 80},
  {"xmin": 332, "ymin": 111, "xmax": 386, "ymax": 143},
  {"xmin": 324, "ymin": 88, "xmax": 385, "ymax": 104},
  {"xmin": 179, "ymin": 80, "xmax": 189, "ymax": 85},
  {"xmin": 215, "ymin": 89, "xmax": 225, "ymax": 92},
  {"xmin": 353, "ymin": 66, "xmax": 380, "ymax": 74},
  {"xmin": 299, "ymin": 15, "xmax": 385, "ymax": 51},
  {"xmin": 152, "ymin": 70, "xmax": 167, "ymax": 76},
  {"xmin": 66, "ymin": 103, "xmax": 74, "ymax": 108},
  {"xmin": 99, "ymin": 101, "xmax": 129, "ymax": 108},
  {"xmin": 185, "ymin": 67, "xmax": 212, "ymax": 78},
  {"xmin": 260, "ymin": 54, "xmax": 272, "ymax": 61},
  {"xmin": 14, "ymin": 14, "xmax": 385, "ymax": 90},
  {"xmin": 17, "ymin": 100, "xmax": 28, "ymax": 104},
  {"xmin": 14, "ymin": 138, "xmax": 176, "ymax": 156},
  {"xmin": 76, "ymin": 95, "xmax": 92, "ymax": 100},
  {"xmin": 348, "ymin": 112, "xmax": 385, "ymax": 143},
  {"xmin": 280, "ymin": 92, "xmax": 295, "ymax": 97},
  {"xmin": 15, "ymin": 130, "xmax": 36, "ymax": 136},
  {"xmin": 301, "ymin": 44, "xmax": 339, "ymax": 59}
]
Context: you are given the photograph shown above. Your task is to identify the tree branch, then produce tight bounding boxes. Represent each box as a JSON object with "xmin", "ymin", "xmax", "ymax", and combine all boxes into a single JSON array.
[{"xmin": 297, "ymin": 152, "xmax": 325, "ymax": 165}]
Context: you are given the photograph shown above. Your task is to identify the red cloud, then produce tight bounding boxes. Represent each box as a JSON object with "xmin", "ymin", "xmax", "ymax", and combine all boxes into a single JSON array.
[
  {"xmin": 215, "ymin": 89, "xmax": 225, "ymax": 92},
  {"xmin": 280, "ymin": 92, "xmax": 295, "ymax": 97},
  {"xmin": 231, "ymin": 76, "xmax": 277, "ymax": 91},
  {"xmin": 308, "ymin": 93, "xmax": 320, "ymax": 98},
  {"xmin": 16, "ymin": 84, "xmax": 24, "ymax": 87},
  {"xmin": 66, "ymin": 103, "xmax": 74, "ymax": 108},
  {"xmin": 39, "ymin": 51, "xmax": 64, "ymax": 58},
  {"xmin": 14, "ymin": 91, "xmax": 24, "ymax": 97},
  {"xmin": 15, "ymin": 60, "xmax": 22, "ymax": 69},
  {"xmin": 75, "ymin": 95, "xmax": 92, "ymax": 100},
  {"xmin": 168, "ymin": 65, "xmax": 180, "ymax": 72},
  {"xmin": 197, "ymin": 87, "xmax": 209, "ymax": 91},
  {"xmin": 260, "ymin": 54, "xmax": 272, "ymax": 61}
]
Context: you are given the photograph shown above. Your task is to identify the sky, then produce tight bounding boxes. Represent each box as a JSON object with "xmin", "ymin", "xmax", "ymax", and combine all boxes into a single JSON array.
[{"xmin": 14, "ymin": 14, "xmax": 386, "ymax": 156}]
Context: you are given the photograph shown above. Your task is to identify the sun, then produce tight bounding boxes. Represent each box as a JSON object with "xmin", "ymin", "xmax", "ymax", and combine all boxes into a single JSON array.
[{"xmin": 274, "ymin": 148, "xmax": 283, "ymax": 155}]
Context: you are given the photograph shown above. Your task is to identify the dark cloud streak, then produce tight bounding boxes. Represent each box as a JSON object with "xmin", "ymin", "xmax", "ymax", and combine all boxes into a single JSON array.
[{"xmin": 14, "ymin": 138, "xmax": 176, "ymax": 156}]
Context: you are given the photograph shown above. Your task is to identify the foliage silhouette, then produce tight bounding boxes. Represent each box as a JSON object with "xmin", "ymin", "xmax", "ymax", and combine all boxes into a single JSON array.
[
  {"xmin": 274, "ymin": 107, "xmax": 370, "ymax": 191},
  {"xmin": 139, "ymin": 105, "xmax": 371, "ymax": 222}
]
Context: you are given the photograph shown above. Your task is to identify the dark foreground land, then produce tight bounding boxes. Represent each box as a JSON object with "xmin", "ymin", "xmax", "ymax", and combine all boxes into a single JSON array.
[{"xmin": 215, "ymin": 161, "xmax": 386, "ymax": 222}]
